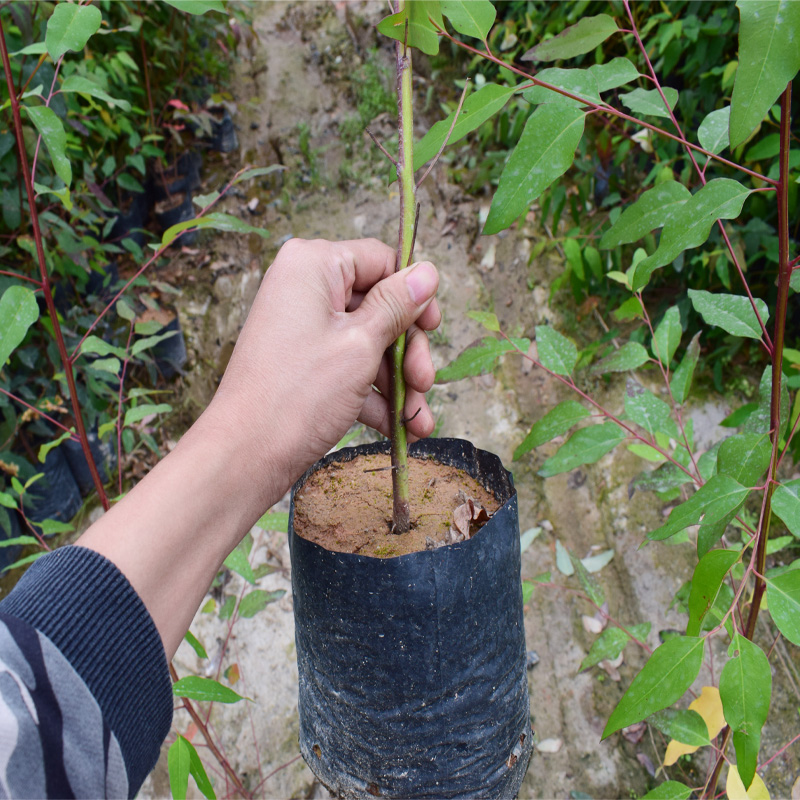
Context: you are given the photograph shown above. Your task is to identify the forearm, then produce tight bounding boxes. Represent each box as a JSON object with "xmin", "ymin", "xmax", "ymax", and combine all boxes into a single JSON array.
[{"xmin": 78, "ymin": 402, "xmax": 281, "ymax": 659}]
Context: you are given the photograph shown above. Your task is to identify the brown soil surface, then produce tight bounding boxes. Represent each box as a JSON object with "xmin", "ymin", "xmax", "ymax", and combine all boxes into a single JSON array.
[{"xmin": 293, "ymin": 453, "xmax": 500, "ymax": 557}]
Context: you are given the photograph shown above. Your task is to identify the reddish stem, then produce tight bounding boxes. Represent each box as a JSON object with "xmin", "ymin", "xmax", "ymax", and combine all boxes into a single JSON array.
[{"xmin": 0, "ymin": 21, "xmax": 108, "ymax": 510}]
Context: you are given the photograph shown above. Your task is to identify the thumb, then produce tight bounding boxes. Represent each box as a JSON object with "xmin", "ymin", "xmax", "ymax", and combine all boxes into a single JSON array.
[{"xmin": 354, "ymin": 261, "xmax": 438, "ymax": 351}]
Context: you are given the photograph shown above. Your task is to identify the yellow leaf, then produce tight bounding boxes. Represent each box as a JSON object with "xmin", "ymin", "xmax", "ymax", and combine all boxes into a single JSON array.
[
  {"xmin": 727, "ymin": 765, "xmax": 770, "ymax": 800},
  {"xmin": 692, "ymin": 686, "xmax": 726, "ymax": 739},
  {"xmin": 662, "ymin": 687, "xmax": 725, "ymax": 767}
]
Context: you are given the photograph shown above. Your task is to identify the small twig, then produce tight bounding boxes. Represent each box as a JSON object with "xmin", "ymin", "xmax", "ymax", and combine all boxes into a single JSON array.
[
  {"xmin": 416, "ymin": 78, "xmax": 470, "ymax": 189},
  {"xmin": 363, "ymin": 466, "xmax": 397, "ymax": 473},
  {"xmin": 365, "ymin": 127, "xmax": 398, "ymax": 166},
  {"xmin": 401, "ymin": 407, "xmax": 421, "ymax": 424}
]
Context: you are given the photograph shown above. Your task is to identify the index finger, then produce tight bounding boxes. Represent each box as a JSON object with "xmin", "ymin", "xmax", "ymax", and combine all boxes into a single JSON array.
[{"xmin": 330, "ymin": 238, "xmax": 398, "ymax": 293}]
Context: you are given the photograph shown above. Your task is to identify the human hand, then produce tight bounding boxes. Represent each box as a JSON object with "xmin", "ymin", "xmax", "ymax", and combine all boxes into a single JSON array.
[{"xmin": 204, "ymin": 237, "xmax": 440, "ymax": 506}]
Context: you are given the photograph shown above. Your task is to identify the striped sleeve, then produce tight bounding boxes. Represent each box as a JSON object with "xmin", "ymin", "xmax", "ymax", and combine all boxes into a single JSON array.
[{"xmin": 0, "ymin": 546, "xmax": 173, "ymax": 798}]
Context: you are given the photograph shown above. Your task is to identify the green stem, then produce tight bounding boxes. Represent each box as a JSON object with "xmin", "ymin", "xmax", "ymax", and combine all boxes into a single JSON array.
[{"xmin": 390, "ymin": 6, "xmax": 415, "ymax": 534}]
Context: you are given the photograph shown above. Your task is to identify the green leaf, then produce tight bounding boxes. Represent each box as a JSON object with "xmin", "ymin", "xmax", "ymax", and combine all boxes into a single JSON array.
[
  {"xmin": 729, "ymin": 1, "xmax": 800, "ymax": 149},
  {"xmin": 522, "ymin": 68, "xmax": 603, "ymax": 108},
  {"xmin": 2, "ymin": 552, "xmax": 46, "ymax": 573},
  {"xmin": 589, "ymin": 57, "xmax": 641, "ymax": 92},
  {"xmin": 466, "ymin": 311, "xmax": 500, "ymax": 332},
  {"xmin": 414, "ymin": 84, "xmax": 518, "ymax": 171},
  {"xmin": 0, "ymin": 493, "xmax": 18, "ymax": 511},
  {"xmin": 772, "ymin": 481, "xmax": 800, "ymax": 537},
  {"xmin": 238, "ymin": 589, "xmax": 285, "ymax": 618},
  {"xmin": 23, "ymin": 105, "xmax": 71, "ymax": 186},
  {"xmin": 232, "ymin": 165, "xmax": 284, "ymax": 184},
  {"xmin": 698, "ymin": 107, "xmax": 731, "ymax": 155},
  {"xmin": 555, "ymin": 539, "xmax": 573, "ymax": 575},
  {"xmin": 130, "ymin": 331, "xmax": 178, "ymax": 357},
  {"xmin": 441, "ymin": 0, "xmax": 495, "ymax": 40},
  {"xmin": 184, "ymin": 631, "xmax": 208, "ymax": 659},
  {"xmin": 648, "ymin": 475, "xmax": 750, "ymax": 542},
  {"xmin": 619, "ymin": 87, "xmax": 679, "ymax": 119},
  {"xmin": 687, "ymin": 549, "xmax": 740, "ymax": 636},
  {"xmin": 168, "ymin": 735, "xmax": 191, "ymax": 800},
  {"xmin": 581, "ymin": 549, "xmax": 615, "ymax": 573},
  {"xmin": 256, "ymin": 511, "xmax": 289, "ymax": 532},
  {"xmin": 569, "ymin": 551, "xmax": 604, "ymax": 606},
  {"xmin": 484, "ymin": 105, "xmax": 585, "ymax": 235},
  {"xmin": 522, "ymin": 14, "xmax": 619, "ymax": 62},
  {"xmin": 589, "ymin": 341, "xmax": 649, "ymax": 374},
  {"xmin": 172, "ymin": 676, "xmax": 244, "ymax": 704},
  {"xmin": 720, "ymin": 402, "xmax": 759, "ymax": 429},
  {"xmin": 33, "ymin": 181, "xmax": 72, "ymax": 212},
  {"xmin": 539, "ymin": 422, "xmax": 625, "ymax": 478},
  {"xmin": 0, "ymin": 286, "xmax": 39, "ymax": 367},
  {"xmin": 117, "ymin": 173, "xmax": 144, "ymax": 193},
  {"xmin": 632, "ymin": 179, "xmax": 752, "ymax": 291},
  {"xmin": 602, "ymin": 636, "xmax": 705, "ymax": 738},
  {"xmin": 60, "ymin": 76, "xmax": 131, "ymax": 111},
  {"xmin": 581, "ymin": 627, "xmax": 628, "ymax": 671},
  {"xmin": 639, "ymin": 781, "xmax": 693, "ymax": 800},
  {"xmin": 652, "ymin": 307, "xmax": 682, "ymax": 366},
  {"xmin": 46, "ymin": 3, "xmax": 102, "ymax": 60},
  {"xmin": 599, "ymin": 181, "xmax": 691, "ymax": 249},
  {"xmin": 124, "ymin": 403, "xmax": 171, "ymax": 427},
  {"xmin": 514, "ymin": 400, "xmax": 589, "ymax": 460},
  {"xmin": 162, "ymin": 213, "xmax": 269, "ymax": 247},
  {"xmin": 766, "ymin": 569, "xmax": 800, "ymax": 645},
  {"xmin": 625, "ymin": 381, "xmax": 671, "ymax": 438},
  {"xmin": 37, "ymin": 430, "xmax": 72, "ymax": 464},
  {"xmin": 745, "ymin": 366, "xmax": 790, "ymax": 436},
  {"xmin": 688, "ymin": 289, "xmax": 769, "ymax": 340},
  {"xmin": 33, "ymin": 519, "xmax": 73, "ymax": 536},
  {"xmin": 80, "ymin": 335, "xmax": 127, "ymax": 360},
  {"xmin": 435, "ymin": 337, "xmax": 527, "ymax": 382},
  {"xmin": 717, "ymin": 433, "xmax": 771, "ymax": 486},
  {"xmin": 745, "ymin": 134, "xmax": 781, "ymax": 162},
  {"xmin": 536, "ymin": 325, "xmax": 578, "ymax": 376},
  {"xmin": 223, "ymin": 544, "xmax": 255, "ymax": 584},
  {"xmin": 162, "ymin": 0, "xmax": 225, "ymax": 14},
  {"xmin": 377, "ymin": 2, "xmax": 442, "ymax": 56},
  {"xmin": 648, "ymin": 708, "xmax": 711, "ymax": 746},
  {"xmin": 720, "ymin": 635, "xmax": 771, "ymax": 789},
  {"xmin": 670, "ymin": 332, "xmax": 701, "ymax": 405}
]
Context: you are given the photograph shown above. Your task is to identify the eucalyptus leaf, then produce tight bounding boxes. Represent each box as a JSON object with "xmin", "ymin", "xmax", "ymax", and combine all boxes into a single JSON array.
[
  {"xmin": 719, "ymin": 635, "xmax": 771, "ymax": 789},
  {"xmin": 172, "ymin": 676, "xmax": 244, "ymax": 704},
  {"xmin": 772, "ymin": 480, "xmax": 800, "ymax": 537},
  {"xmin": 377, "ymin": 2, "xmax": 442, "ymax": 56},
  {"xmin": 686, "ymin": 549, "xmax": 740, "ymax": 636},
  {"xmin": 441, "ymin": 0, "xmax": 496, "ymax": 40},
  {"xmin": 46, "ymin": 3, "xmax": 102, "ymax": 60},
  {"xmin": 619, "ymin": 87, "xmax": 679, "ymax": 119},
  {"xmin": 435, "ymin": 337, "xmax": 528, "ymax": 382},
  {"xmin": 414, "ymin": 84, "xmax": 519, "ymax": 171},
  {"xmin": 514, "ymin": 400, "xmax": 589, "ymax": 460},
  {"xmin": 624, "ymin": 381, "xmax": 671, "ymax": 438},
  {"xmin": 0, "ymin": 286, "xmax": 39, "ymax": 367},
  {"xmin": 632, "ymin": 180, "xmax": 752, "ymax": 291},
  {"xmin": 60, "ymin": 76, "xmax": 131, "ymax": 111},
  {"xmin": 716, "ymin": 433, "xmax": 772, "ymax": 487},
  {"xmin": 602, "ymin": 636, "xmax": 705, "ymax": 738},
  {"xmin": 238, "ymin": 589, "xmax": 285, "ymax": 618},
  {"xmin": 648, "ymin": 708, "xmax": 711, "ymax": 746},
  {"xmin": 729, "ymin": 1, "xmax": 800, "ymax": 149},
  {"xmin": 23, "ymin": 105, "xmax": 71, "ymax": 186},
  {"xmin": 589, "ymin": 58, "xmax": 641, "ymax": 92},
  {"xmin": 639, "ymin": 781, "xmax": 693, "ymax": 800},
  {"xmin": 522, "ymin": 14, "xmax": 619, "ymax": 62},
  {"xmin": 522, "ymin": 69, "xmax": 603, "ymax": 108},
  {"xmin": 766, "ymin": 569, "xmax": 800, "ymax": 645},
  {"xmin": 698, "ymin": 107, "xmax": 731, "ymax": 155},
  {"xmin": 484, "ymin": 105, "xmax": 585, "ymax": 235},
  {"xmin": 670, "ymin": 333, "xmax": 701, "ymax": 405},
  {"xmin": 652, "ymin": 307, "xmax": 682, "ymax": 366},
  {"xmin": 536, "ymin": 326, "xmax": 578, "ymax": 376},
  {"xmin": 162, "ymin": 0, "xmax": 225, "ymax": 14},
  {"xmin": 648, "ymin": 475, "xmax": 749, "ymax": 542},
  {"xmin": 688, "ymin": 290, "xmax": 769, "ymax": 340},
  {"xmin": 589, "ymin": 342, "xmax": 649, "ymax": 375},
  {"xmin": 539, "ymin": 423, "xmax": 626, "ymax": 478}
]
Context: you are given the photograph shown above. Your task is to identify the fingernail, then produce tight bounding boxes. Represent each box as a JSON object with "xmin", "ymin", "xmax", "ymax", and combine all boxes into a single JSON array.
[{"xmin": 405, "ymin": 261, "xmax": 437, "ymax": 306}]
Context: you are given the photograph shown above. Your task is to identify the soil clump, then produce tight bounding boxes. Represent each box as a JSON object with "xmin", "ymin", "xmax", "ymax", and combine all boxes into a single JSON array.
[{"xmin": 293, "ymin": 453, "xmax": 500, "ymax": 557}]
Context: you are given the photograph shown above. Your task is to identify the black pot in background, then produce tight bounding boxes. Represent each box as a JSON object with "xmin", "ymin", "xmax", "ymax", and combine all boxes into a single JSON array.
[
  {"xmin": 25, "ymin": 447, "xmax": 82, "ymax": 525},
  {"xmin": 151, "ymin": 151, "xmax": 202, "ymax": 202},
  {"xmin": 289, "ymin": 438, "xmax": 533, "ymax": 799},
  {"xmin": 152, "ymin": 316, "xmax": 188, "ymax": 379},
  {"xmin": 207, "ymin": 108, "xmax": 238, "ymax": 153},
  {"xmin": 63, "ymin": 429, "xmax": 116, "ymax": 496},
  {"xmin": 108, "ymin": 189, "xmax": 151, "ymax": 249},
  {"xmin": 154, "ymin": 191, "xmax": 198, "ymax": 246}
]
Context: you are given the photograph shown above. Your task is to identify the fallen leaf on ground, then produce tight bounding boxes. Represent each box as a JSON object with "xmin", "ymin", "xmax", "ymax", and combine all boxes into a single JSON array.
[
  {"xmin": 535, "ymin": 738, "xmax": 563, "ymax": 754},
  {"xmin": 622, "ymin": 722, "xmax": 646, "ymax": 744}
]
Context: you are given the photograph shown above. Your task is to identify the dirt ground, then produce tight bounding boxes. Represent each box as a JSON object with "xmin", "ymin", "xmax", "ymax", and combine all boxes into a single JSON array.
[{"xmin": 140, "ymin": 3, "xmax": 800, "ymax": 799}]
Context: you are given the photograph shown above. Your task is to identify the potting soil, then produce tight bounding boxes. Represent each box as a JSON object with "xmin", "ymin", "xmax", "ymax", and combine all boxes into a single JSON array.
[{"xmin": 293, "ymin": 453, "xmax": 500, "ymax": 557}]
